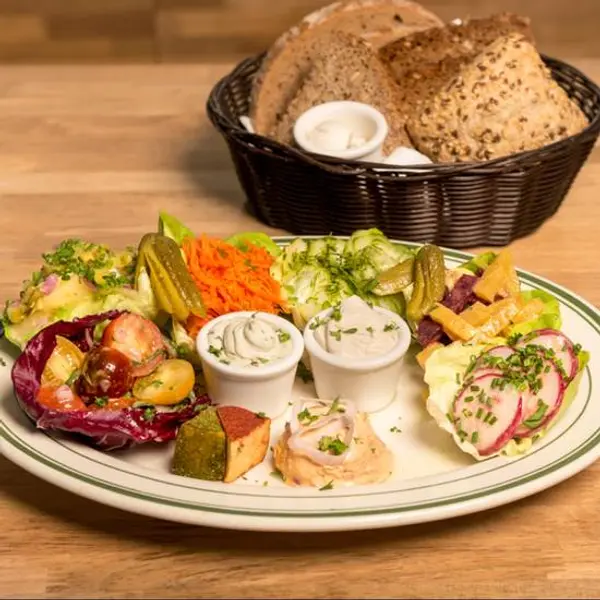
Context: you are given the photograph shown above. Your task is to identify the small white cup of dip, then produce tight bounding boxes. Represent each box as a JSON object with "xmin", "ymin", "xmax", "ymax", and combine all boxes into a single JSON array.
[
  {"xmin": 293, "ymin": 101, "xmax": 389, "ymax": 162},
  {"xmin": 303, "ymin": 304, "xmax": 411, "ymax": 413},
  {"xmin": 197, "ymin": 311, "xmax": 304, "ymax": 419}
]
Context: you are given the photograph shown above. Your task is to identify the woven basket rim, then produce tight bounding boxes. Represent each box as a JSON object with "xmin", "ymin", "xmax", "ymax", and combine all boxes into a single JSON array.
[{"xmin": 207, "ymin": 52, "xmax": 600, "ymax": 179}]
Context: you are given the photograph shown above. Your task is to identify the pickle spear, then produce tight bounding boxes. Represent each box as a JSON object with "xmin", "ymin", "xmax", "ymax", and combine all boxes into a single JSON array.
[
  {"xmin": 406, "ymin": 245, "xmax": 446, "ymax": 322},
  {"xmin": 136, "ymin": 233, "xmax": 205, "ymax": 322},
  {"xmin": 371, "ymin": 257, "xmax": 415, "ymax": 296}
]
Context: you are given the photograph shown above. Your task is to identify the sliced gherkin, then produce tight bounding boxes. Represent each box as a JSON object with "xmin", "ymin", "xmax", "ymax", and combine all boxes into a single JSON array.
[
  {"xmin": 406, "ymin": 245, "xmax": 446, "ymax": 322},
  {"xmin": 136, "ymin": 233, "xmax": 205, "ymax": 322},
  {"xmin": 371, "ymin": 257, "xmax": 415, "ymax": 296}
]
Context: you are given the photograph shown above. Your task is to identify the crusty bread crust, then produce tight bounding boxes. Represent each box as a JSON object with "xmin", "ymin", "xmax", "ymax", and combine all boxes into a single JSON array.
[
  {"xmin": 251, "ymin": 0, "xmax": 443, "ymax": 135},
  {"xmin": 407, "ymin": 34, "xmax": 589, "ymax": 163},
  {"xmin": 379, "ymin": 12, "xmax": 534, "ymax": 114},
  {"xmin": 271, "ymin": 32, "xmax": 413, "ymax": 153}
]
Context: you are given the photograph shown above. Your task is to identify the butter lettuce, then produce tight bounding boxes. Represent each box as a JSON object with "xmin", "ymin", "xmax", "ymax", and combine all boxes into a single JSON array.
[
  {"xmin": 424, "ymin": 341, "xmax": 494, "ymax": 460},
  {"xmin": 459, "ymin": 251, "xmax": 497, "ymax": 274},
  {"xmin": 506, "ymin": 290, "xmax": 562, "ymax": 337},
  {"xmin": 226, "ymin": 232, "xmax": 281, "ymax": 257},
  {"xmin": 158, "ymin": 211, "xmax": 195, "ymax": 246},
  {"xmin": 423, "ymin": 340, "xmax": 589, "ymax": 461}
]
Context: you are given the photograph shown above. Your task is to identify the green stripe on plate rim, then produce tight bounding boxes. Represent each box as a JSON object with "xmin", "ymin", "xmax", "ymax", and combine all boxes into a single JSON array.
[
  {"xmin": 1, "ymin": 240, "xmax": 599, "ymax": 519},
  {"xmin": 24, "ymin": 363, "xmax": 593, "ymax": 503}
]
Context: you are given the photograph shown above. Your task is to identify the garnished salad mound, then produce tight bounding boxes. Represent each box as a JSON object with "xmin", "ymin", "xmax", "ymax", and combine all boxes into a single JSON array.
[
  {"xmin": 424, "ymin": 330, "xmax": 589, "ymax": 459},
  {"xmin": 2, "ymin": 211, "xmax": 591, "ymax": 484},
  {"xmin": 12, "ymin": 311, "xmax": 209, "ymax": 450}
]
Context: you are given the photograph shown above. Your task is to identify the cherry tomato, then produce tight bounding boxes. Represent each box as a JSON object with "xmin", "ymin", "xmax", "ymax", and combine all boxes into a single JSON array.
[
  {"xmin": 41, "ymin": 336, "xmax": 85, "ymax": 387},
  {"xmin": 102, "ymin": 313, "xmax": 167, "ymax": 377},
  {"xmin": 37, "ymin": 385, "xmax": 87, "ymax": 412},
  {"xmin": 132, "ymin": 359, "xmax": 195, "ymax": 406},
  {"xmin": 78, "ymin": 346, "xmax": 133, "ymax": 400}
]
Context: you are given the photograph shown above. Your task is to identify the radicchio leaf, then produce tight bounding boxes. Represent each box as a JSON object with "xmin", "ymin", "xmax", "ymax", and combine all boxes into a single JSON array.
[{"xmin": 11, "ymin": 311, "xmax": 209, "ymax": 451}]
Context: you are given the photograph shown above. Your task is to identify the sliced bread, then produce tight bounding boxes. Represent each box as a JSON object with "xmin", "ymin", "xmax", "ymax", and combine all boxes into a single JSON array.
[
  {"xmin": 406, "ymin": 34, "xmax": 589, "ymax": 163},
  {"xmin": 251, "ymin": 0, "xmax": 443, "ymax": 136},
  {"xmin": 379, "ymin": 12, "xmax": 534, "ymax": 111},
  {"xmin": 270, "ymin": 32, "xmax": 412, "ymax": 153}
]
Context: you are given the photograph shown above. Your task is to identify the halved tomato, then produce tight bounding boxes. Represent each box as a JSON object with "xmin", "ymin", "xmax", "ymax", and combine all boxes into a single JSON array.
[
  {"xmin": 37, "ymin": 385, "xmax": 87, "ymax": 412},
  {"xmin": 102, "ymin": 313, "xmax": 167, "ymax": 377},
  {"xmin": 132, "ymin": 358, "xmax": 195, "ymax": 406},
  {"xmin": 41, "ymin": 336, "xmax": 85, "ymax": 387}
]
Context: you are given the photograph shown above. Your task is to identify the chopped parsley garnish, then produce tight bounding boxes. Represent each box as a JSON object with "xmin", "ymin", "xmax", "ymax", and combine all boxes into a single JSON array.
[
  {"xmin": 94, "ymin": 397, "xmax": 109, "ymax": 407},
  {"xmin": 297, "ymin": 408, "xmax": 319, "ymax": 424},
  {"xmin": 329, "ymin": 329, "xmax": 342, "ymax": 341},
  {"xmin": 41, "ymin": 239, "xmax": 134, "ymax": 288},
  {"xmin": 309, "ymin": 316, "xmax": 325, "ymax": 330},
  {"xmin": 343, "ymin": 327, "xmax": 358, "ymax": 335},
  {"xmin": 507, "ymin": 332, "xmax": 523, "ymax": 346},
  {"xmin": 151, "ymin": 380, "xmax": 163, "ymax": 388},
  {"xmin": 331, "ymin": 304, "xmax": 342, "ymax": 322},
  {"xmin": 366, "ymin": 326, "xmax": 375, "ymax": 335},
  {"xmin": 327, "ymin": 397, "xmax": 345, "ymax": 415},
  {"xmin": 383, "ymin": 321, "xmax": 399, "ymax": 332},
  {"xmin": 471, "ymin": 431, "xmax": 479, "ymax": 444},
  {"xmin": 142, "ymin": 407, "xmax": 155, "ymax": 421},
  {"xmin": 65, "ymin": 369, "xmax": 80, "ymax": 386},
  {"xmin": 277, "ymin": 330, "xmax": 291, "ymax": 343},
  {"xmin": 270, "ymin": 470, "xmax": 284, "ymax": 480},
  {"xmin": 0, "ymin": 357, "xmax": 6, "ymax": 367},
  {"xmin": 390, "ymin": 426, "xmax": 402, "ymax": 433},
  {"xmin": 256, "ymin": 412, "xmax": 267, "ymax": 418},
  {"xmin": 208, "ymin": 345, "xmax": 222, "ymax": 357},
  {"xmin": 523, "ymin": 399, "xmax": 549, "ymax": 429},
  {"xmin": 318, "ymin": 436, "xmax": 348, "ymax": 455},
  {"xmin": 319, "ymin": 481, "xmax": 334, "ymax": 491}
]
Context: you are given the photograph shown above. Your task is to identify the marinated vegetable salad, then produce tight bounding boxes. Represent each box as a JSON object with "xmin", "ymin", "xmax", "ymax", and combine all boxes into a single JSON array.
[{"xmin": 2, "ymin": 212, "xmax": 590, "ymax": 486}]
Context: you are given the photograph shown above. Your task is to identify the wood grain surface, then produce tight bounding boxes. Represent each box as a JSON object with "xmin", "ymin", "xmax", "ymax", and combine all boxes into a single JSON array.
[
  {"xmin": 0, "ymin": 0, "xmax": 598, "ymax": 63},
  {"xmin": 0, "ymin": 60, "xmax": 599, "ymax": 599}
]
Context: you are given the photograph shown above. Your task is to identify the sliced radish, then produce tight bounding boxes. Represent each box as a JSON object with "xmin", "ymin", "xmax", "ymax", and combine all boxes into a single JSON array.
[
  {"xmin": 468, "ymin": 346, "xmax": 515, "ymax": 378},
  {"xmin": 514, "ymin": 357, "xmax": 566, "ymax": 438},
  {"xmin": 452, "ymin": 373, "xmax": 523, "ymax": 456},
  {"xmin": 481, "ymin": 345, "xmax": 515, "ymax": 362},
  {"xmin": 517, "ymin": 329, "xmax": 578, "ymax": 381}
]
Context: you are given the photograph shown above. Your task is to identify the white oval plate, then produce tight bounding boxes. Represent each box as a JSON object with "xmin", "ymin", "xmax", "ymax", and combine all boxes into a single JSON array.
[{"xmin": 1, "ymin": 239, "xmax": 599, "ymax": 532}]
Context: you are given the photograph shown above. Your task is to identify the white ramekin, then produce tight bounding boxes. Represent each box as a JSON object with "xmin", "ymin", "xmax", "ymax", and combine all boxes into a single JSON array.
[
  {"xmin": 303, "ymin": 305, "xmax": 411, "ymax": 413},
  {"xmin": 196, "ymin": 311, "xmax": 304, "ymax": 419},
  {"xmin": 293, "ymin": 101, "xmax": 389, "ymax": 162}
]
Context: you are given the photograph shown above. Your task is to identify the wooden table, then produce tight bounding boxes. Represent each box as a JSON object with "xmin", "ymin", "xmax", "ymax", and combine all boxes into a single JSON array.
[{"xmin": 0, "ymin": 62, "xmax": 599, "ymax": 600}]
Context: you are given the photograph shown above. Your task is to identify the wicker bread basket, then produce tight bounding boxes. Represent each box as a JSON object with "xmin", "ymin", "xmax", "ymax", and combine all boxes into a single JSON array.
[{"xmin": 207, "ymin": 54, "xmax": 600, "ymax": 248}]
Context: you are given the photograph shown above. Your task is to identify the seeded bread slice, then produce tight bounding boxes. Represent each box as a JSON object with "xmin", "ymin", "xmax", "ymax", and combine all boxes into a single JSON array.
[
  {"xmin": 379, "ymin": 12, "xmax": 534, "ymax": 112},
  {"xmin": 270, "ymin": 32, "xmax": 412, "ymax": 153},
  {"xmin": 407, "ymin": 34, "xmax": 589, "ymax": 163},
  {"xmin": 251, "ymin": 0, "xmax": 443, "ymax": 136}
]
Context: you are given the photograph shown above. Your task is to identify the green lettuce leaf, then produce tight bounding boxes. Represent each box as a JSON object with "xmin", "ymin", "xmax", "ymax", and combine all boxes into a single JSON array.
[
  {"xmin": 505, "ymin": 290, "xmax": 562, "ymax": 338},
  {"xmin": 459, "ymin": 251, "xmax": 497, "ymax": 274},
  {"xmin": 226, "ymin": 232, "xmax": 282, "ymax": 257},
  {"xmin": 424, "ymin": 339, "xmax": 590, "ymax": 460},
  {"xmin": 158, "ymin": 211, "xmax": 195, "ymax": 246}
]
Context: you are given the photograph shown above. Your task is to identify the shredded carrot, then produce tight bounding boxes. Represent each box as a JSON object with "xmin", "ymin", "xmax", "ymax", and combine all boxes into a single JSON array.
[{"xmin": 183, "ymin": 236, "xmax": 286, "ymax": 337}]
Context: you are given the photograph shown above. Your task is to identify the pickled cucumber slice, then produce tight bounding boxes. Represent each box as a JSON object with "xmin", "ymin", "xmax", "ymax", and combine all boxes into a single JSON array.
[
  {"xmin": 41, "ymin": 335, "xmax": 85, "ymax": 386},
  {"xmin": 371, "ymin": 257, "xmax": 415, "ymax": 296},
  {"xmin": 406, "ymin": 245, "xmax": 446, "ymax": 322},
  {"xmin": 136, "ymin": 233, "xmax": 205, "ymax": 322}
]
